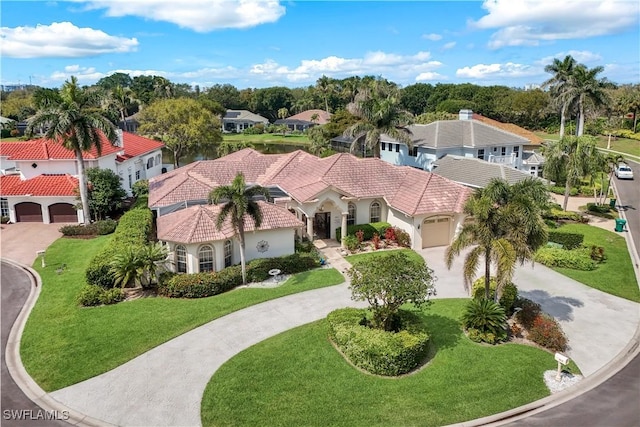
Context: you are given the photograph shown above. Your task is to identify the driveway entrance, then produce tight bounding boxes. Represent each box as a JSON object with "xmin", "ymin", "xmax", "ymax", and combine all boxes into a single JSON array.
[{"xmin": 0, "ymin": 223, "xmax": 63, "ymax": 265}]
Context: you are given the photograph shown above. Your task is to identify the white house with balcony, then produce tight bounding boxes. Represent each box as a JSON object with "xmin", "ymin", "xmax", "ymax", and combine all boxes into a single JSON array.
[
  {"xmin": 0, "ymin": 131, "xmax": 164, "ymax": 223},
  {"xmin": 379, "ymin": 110, "xmax": 530, "ymax": 172}
]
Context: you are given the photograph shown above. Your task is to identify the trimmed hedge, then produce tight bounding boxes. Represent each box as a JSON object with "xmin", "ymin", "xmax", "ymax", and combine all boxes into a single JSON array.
[
  {"xmin": 549, "ymin": 186, "xmax": 579, "ymax": 197},
  {"xmin": 77, "ymin": 285, "xmax": 125, "ymax": 307},
  {"xmin": 85, "ymin": 208, "xmax": 154, "ymax": 288},
  {"xmin": 534, "ymin": 247, "xmax": 596, "ymax": 271},
  {"xmin": 327, "ymin": 308, "xmax": 429, "ymax": 376},
  {"xmin": 335, "ymin": 222, "xmax": 390, "ymax": 242},
  {"xmin": 158, "ymin": 253, "xmax": 320, "ymax": 298},
  {"xmin": 60, "ymin": 219, "xmax": 117, "ymax": 237},
  {"xmin": 544, "ymin": 208, "xmax": 583, "ymax": 222},
  {"xmin": 547, "ymin": 231, "xmax": 584, "ymax": 250}
]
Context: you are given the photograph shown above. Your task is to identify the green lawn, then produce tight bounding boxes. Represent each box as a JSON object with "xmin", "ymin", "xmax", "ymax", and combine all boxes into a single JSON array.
[
  {"xmin": 0, "ymin": 136, "xmax": 25, "ymax": 142},
  {"xmin": 21, "ymin": 237, "xmax": 345, "ymax": 392},
  {"xmin": 223, "ymin": 133, "xmax": 310, "ymax": 145},
  {"xmin": 346, "ymin": 248, "xmax": 423, "ymax": 265},
  {"xmin": 534, "ymin": 132, "xmax": 640, "ymax": 158},
  {"xmin": 551, "ymin": 224, "xmax": 639, "ymax": 302},
  {"xmin": 201, "ymin": 299, "xmax": 557, "ymax": 427}
]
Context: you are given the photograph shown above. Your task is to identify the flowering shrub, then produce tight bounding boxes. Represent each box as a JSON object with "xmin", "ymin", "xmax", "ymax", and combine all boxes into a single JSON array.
[
  {"xmin": 384, "ymin": 227, "xmax": 396, "ymax": 242},
  {"xmin": 515, "ymin": 298, "xmax": 542, "ymax": 329},
  {"xmin": 528, "ymin": 314, "xmax": 568, "ymax": 352},
  {"xmin": 355, "ymin": 229, "xmax": 365, "ymax": 243},
  {"xmin": 372, "ymin": 233, "xmax": 381, "ymax": 250}
]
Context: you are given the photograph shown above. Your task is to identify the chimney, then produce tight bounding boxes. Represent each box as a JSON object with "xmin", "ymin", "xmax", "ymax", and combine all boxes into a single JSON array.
[
  {"xmin": 459, "ymin": 109, "xmax": 473, "ymax": 120},
  {"xmin": 115, "ymin": 129, "xmax": 124, "ymax": 147}
]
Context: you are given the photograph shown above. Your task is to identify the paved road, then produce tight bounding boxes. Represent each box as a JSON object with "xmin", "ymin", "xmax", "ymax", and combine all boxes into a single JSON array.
[
  {"xmin": 1, "ymin": 261, "xmax": 70, "ymax": 426},
  {"xmin": 615, "ymin": 159, "xmax": 640, "ymax": 259}
]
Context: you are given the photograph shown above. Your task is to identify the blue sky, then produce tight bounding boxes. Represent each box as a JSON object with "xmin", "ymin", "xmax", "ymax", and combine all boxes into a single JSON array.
[{"xmin": 1, "ymin": 0, "xmax": 638, "ymax": 89}]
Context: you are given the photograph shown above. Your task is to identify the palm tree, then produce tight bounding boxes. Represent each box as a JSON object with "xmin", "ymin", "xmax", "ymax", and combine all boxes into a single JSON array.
[
  {"xmin": 26, "ymin": 76, "xmax": 117, "ymax": 225},
  {"xmin": 208, "ymin": 173, "xmax": 270, "ymax": 285},
  {"xmin": 110, "ymin": 246, "xmax": 145, "ymax": 288},
  {"xmin": 316, "ymin": 75, "xmax": 334, "ymax": 113},
  {"xmin": 344, "ymin": 87, "xmax": 414, "ymax": 158},
  {"xmin": 542, "ymin": 135, "xmax": 602, "ymax": 211},
  {"xmin": 565, "ymin": 64, "xmax": 611, "ymax": 136},
  {"xmin": 543, "ymin": 55, "xmax": 577, "ymax": 138},
  {"xmin": 111, "ymin": 84, "xmax": 137, "ymax": 123},
  {"xmin": 446, "ymin": 178, "xmax": 549, "ymax": 300}
]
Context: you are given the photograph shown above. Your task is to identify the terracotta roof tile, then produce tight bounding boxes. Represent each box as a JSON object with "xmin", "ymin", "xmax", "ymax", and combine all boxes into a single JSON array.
[
  {"xmin": 0, "ymin": 174, "xmax": 78, "ymax": 196},
  {"xmin": 0, "ymin": 175, "xmax": 22, "ymax": 193},
  {"xmin": 150, "ymin": 148, "xmax": 471, "ymax": 217},
  {"xmin": 157, "ymin": 201, "xmax": 304, "ymax": 244},
  {"xmin": 286, "ymin": 109, "xmax": 331, "ymax": 124}
]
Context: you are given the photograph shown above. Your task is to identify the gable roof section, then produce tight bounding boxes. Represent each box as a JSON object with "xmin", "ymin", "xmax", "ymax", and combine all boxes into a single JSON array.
[
  {"xmin": 382, "ymin": 120, "xmax": 529, "ymax": 149},
  {"xmin": 432, "ymin": 155, "xmax": 544, "ymax": 188},
  {"xmin": 223, "ymin": 110, "xmax": 269, "ymax": 123},
  {"xmin": 3, "ymin": 131, "xmax": 163, "ymax": 161},
  {"xmin": 287, "ymin": 109, "xmax": 331, "ymax": 124},
  {"xmin": 0, "ymin": 174, "xmax": 78, "ymax": 196},
  {"xmin": 472, "ymin": 113, "xmax": 543, "ymax": 146},
  {"xmin": 0, "ymin": 141, "xmax": 35, "ymax": 158},
  {"xmin": 150, "ymin": 148, "xmax": 472, "ymax": 217},
  {"xmin": 157, "ymin": 201, "xmax": 304, "ymax": 244}
]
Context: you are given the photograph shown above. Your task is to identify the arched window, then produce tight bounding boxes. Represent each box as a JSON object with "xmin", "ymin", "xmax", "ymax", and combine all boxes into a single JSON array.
[
  {"xmin": 347, "ymin": 202, "xmax": 356, "ymax": 226},
  {"xmin": 369, "ymin": 201, "xmax": 381, "ymax": 223},
  {"xmin": 198, "ymin": 245, "xmax": 215, "ymax": 272},
  {"xmin": 175, "ymin": 245, "xmax": 187, "ymax": 273},
  {"xmin": 224, "ymin": 240, "xmax": 233, "ymax": 268}
]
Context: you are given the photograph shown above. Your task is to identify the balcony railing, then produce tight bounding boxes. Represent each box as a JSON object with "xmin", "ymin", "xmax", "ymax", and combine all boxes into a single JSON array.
[{"xmin": 487, "ymin": 153, "xmax": 516, "ymax": 166}]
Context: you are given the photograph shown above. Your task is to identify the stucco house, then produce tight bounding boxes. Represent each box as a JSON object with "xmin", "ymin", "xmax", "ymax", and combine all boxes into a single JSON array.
[
  {"xmin": 0, "ymin": 130, "xmax": 164, "ymax": 223},
  {"xmin": 274, "ymin": 109, "xmax": 331, "ymax": 131},
  {"xmin": 149, "ymin": 148, "xmax": 472, "ymax": 273},
  {"xmin": 222, "ymin": 110, "xmax": 269, "ymax": 133}
]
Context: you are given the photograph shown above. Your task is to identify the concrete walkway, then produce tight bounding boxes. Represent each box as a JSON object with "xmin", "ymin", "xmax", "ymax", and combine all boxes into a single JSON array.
[
  {"xmin": 550, "ymin": 194, "xmax": 616, "ymax": 232},
  {"xmin": 47, "ymin": 243, "xmax": 639, "ymax": 426}
]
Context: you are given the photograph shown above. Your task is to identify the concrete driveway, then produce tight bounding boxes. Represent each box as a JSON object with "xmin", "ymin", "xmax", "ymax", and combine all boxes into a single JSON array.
[{"xmin": 0, "ymin": 223, "xmax": 64, "ymax": 266}]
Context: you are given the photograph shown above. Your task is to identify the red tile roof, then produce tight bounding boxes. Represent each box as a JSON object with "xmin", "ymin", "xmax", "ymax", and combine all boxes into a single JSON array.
[
  {"xmin": 0, "ymin": 174, "xmax": 78, "ymax": 196},
  {"xmin": 157, "ymin": 201, "xmax": 304, "ymax": 244},
  {"xmin": 0, "ymin": 175, "xmax": 22, "ymax": 193},
  {"xmin": 287, "ymin": 109, "xmax": 331, "ymax": 124},
  {"xmin": 0, "ymin": 142, "xmax": 35, "ymax": 157},
  {"xmin": 2, "ymin": 131, "xmax": 164, "ymax": 161},
  {"xmin": 150, "ymin": 149, "xmax": 472, "ymax": 217}
]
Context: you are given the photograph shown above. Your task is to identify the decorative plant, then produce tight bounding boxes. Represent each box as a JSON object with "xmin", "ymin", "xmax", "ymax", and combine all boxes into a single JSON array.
[
  {"xmin": 355, "ymin": 229, "xmax": 365, "ymax": 243},
  {"xmin": 372, "ymin": 233, "xmax": 381, "ymax": 250},
  {"xmin": 384, "ymin": 227, "xmax": 396, "ymax": 242}
]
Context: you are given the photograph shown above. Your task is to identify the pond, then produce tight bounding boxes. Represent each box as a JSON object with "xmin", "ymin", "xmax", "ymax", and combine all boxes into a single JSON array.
[{"xmin": 162, "ymin": 142, "xmax": 311, "ymax": 167}]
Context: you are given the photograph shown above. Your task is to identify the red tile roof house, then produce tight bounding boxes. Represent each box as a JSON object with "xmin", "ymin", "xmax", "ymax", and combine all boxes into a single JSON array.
[
  {"xmin": 149, "ymin": 148, "xmax": 472, "ymax": 274},
  {"xmin": 0, "ymin": 131, "xmax": 164, "ymax": 224}
]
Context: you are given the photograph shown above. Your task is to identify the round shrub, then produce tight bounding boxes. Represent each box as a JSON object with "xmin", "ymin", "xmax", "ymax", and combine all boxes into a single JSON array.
[
  {"xmin": 100, "ymin": 288, "xmax": 125, "ymax": 305},
  {"xmin": 95, "ymin": 219, "xmax": 117, "ymax": 235},
  {"xmin": 471, "ymin": 277, "xmax": 518, "ymax": 314},
  {"xmin": 86, "ymin": 262, "xmax": 116, "ymax": 289},
  {"xmin": 246, "ymin": 253, "xmax": 318, "ymax": 282},
  {"xmin": 77, "ymin": 285, "xmax": 104, "ymax": 306},
  {"xmin": 528, "ymin": 314, "xmax": 567, "ymax": 352},
  {"xmin": 514, "ymin": 298, "xmax": 542, "ymax": 329},
  {"xmin": 327, "ymin": 308, "xmax": 429, "ymax": 376},
  {"xmin": 158, "ymin": 267, "xmax": 243, "ymax": 298},
  {"xmin": 461, "ymin": 299, "xmax": 507, "ymax": 344}
]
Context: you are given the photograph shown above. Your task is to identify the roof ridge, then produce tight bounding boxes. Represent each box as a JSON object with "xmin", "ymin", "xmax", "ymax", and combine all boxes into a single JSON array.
[
  {"xmin": 262, "ymin": 150, "xmax": 303, "ymax": 183},
  {"xmin": 472, "ymin": 119, "xmax": 529, "ymax": 143}
]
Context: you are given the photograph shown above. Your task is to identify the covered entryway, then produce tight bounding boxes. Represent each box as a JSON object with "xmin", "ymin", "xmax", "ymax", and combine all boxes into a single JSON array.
[
  {"xmin": 314, "ymin": 212, "xmax": 331, "ymax": 239},
  {"xmin": 15, "ymin": 202, "xmax": 43, "ymax": 223},
  {"xmin": 421, "ymin": 216, "xmax": 451, "ymax": 248},
  {"xmin": 49, "ymin": 203, "xmax": 77, "ymax": 223}
]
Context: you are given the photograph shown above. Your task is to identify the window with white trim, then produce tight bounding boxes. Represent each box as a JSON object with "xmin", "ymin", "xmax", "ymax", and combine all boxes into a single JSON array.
[
  {"xmin": 146, "ymin": 157, "xmax": 154, "ymax": 170},
  {"xmin": 369, "ymin": 201, "xmax": 381, "ymax": 223},
  {"xmin": 381, "ymin": 142, "xmax": 386, "ymax": 151},
  {"xmin": 0, "ymin": 198, "xmax": 8, "ymax": 217},
  {"xmin": 501, "ymin": 147, "xmax": 506, "ymax": 156},
  {"xmin": 347, "ymin": 202, "xmax": 356, "ymax": 226},
  {"xmin": 514, "ymin": 146, "xmax": 519, "ymax": 158},
  {"xmin": 175, "ymin": 245, "xmax": 187, "ymax": 273},
  {"xmin": 224, "ymin": 240, "xmax": 233, "ymax": 268},
  {"xmin": 198, "ymin": 245, "xmax": 215, "ymax": 272}
]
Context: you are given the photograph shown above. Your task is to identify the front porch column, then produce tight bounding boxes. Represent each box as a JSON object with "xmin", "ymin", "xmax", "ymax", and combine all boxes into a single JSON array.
[
  {"xmin": 306, "ymin": 214, "xmax": 314, "ymax": 240},
  {"xmin": 341, "ymin": 212, "xmax": 348, "ymax": 249}
]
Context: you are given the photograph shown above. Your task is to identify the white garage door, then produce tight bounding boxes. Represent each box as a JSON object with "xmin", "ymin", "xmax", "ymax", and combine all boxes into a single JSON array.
[{"xmin": 421, "ymin": 217, "xmax": 451, "ymax": 248}]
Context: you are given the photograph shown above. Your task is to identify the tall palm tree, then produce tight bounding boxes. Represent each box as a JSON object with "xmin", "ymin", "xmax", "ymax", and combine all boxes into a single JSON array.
[
  {"xmin": 316, "ymin": 75, "xmax": 334, "ymax": 113},
  {"xmin": 111, "ymin": 84, "xmax": 138, "ymax": 123},
  {"xmin": 344, "ymin": 87, "xmax": 414, "ymax": 158},
  {"xmin": 565, "ymin": 64, "xmax": 611, "ymax": 136},
  {"xmin": 543, "ymin": 55, "xmax": 577, "ymax": 138},
  {"xmin": 208, "ymin": 173, "xmax": 270, "ymax": 285},
  {"xmin": 446, "ymin": 178, "xmax": 549, "ymax": 300},
  {"xmin": 26, "ymin": 76, "xmax": 117, "ymax": 225},
  {"xmin": 542, "ymin": 135, "xmax": 602, "ymax": 211}
]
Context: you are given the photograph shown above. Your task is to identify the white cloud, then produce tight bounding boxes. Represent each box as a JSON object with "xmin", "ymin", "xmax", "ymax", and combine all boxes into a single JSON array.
[
  {"xmin": 0, "ymin": 22, "xmax": 138, "ymax": 58},
  {"xmin": 471, "ymin": 0, "xmax": 639, "ymax": 48},
  {"xmin": 50, "ymin": 65, "xmax": 106, "ymax": 81},
  {"xmin": 249, "ymin": 51, "xmax": 443, "ymax": 83},
  {"xmin": 422, "ymin": 33, "xmax": 443, "ymax": 41},
  {"xmin": 456, "ymin": 62, "xmax": 542, "ymax": 79},
  {"xmin": 442, "ymin": 42, "xmax": 456, "ymax": 50},
  {"xmin": 536, "ymin": 50, "xmax": 603, "ymax": 66},
  {"xmin": 47, "ymin": 65, "xmax": 239, "ymax": 84},
  {"xmin": 73, "ymin": 0, "xmax": 286, "ymax": 32},
  {"xmin": 415, "ymin": 72, "xmax": 447, "ymax": 81}
]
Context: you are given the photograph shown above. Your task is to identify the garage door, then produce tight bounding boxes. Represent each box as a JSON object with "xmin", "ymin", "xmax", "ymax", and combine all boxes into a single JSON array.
[
  {"xmin": 49, "ymin": 203, "xmax": 78, "ymax": 223},
  {"xmin": 421, "ymin": 217, "xmax": 451, "ymax": 248},
  {"xmin": 15, "ymin": 202, "xmax": 43, "ymax": 222}
]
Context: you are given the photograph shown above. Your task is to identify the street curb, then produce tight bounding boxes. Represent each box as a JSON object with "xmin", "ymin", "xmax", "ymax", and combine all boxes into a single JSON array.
[{"xmin": 2, "ymin": 257, "xmax": 116, "ymax": 427}]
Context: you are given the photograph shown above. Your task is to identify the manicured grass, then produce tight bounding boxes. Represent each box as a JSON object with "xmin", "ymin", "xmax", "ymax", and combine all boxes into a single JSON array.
[
  {"xmin": 551, "ymin": 224, "xmax": 639, "ymax": 302},
  {"xmin": 346, "ymin": 248, "xmax": 423, "ymax": 265},
  {"xmin": 21, "ymin": 237, "xmax": 345, "ymax": 392},
  {"xmin": 201, "ymin": 299, "xmax": 557, "ymax": 427},
  {"xmin": 223, "ymin": 133, "xmax": 310, "ymax": 145},
  {"xmin": 0, "ymin": 137, "xmax": 25, "ymax": 142},
  {"xmin": 534, "ymin": 132, "xmax": 640, "ymax": 158}
]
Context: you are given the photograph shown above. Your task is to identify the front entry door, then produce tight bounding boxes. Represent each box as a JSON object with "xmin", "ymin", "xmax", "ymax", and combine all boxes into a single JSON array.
[{"xmin": 314, "ymin": 212, "xmax": 331, "ymax": 239}]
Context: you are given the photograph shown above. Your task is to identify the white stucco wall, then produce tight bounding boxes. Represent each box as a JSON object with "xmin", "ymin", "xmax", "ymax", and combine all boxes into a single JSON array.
[
  {"xmin": 17, "ymin": 159, "xmax": 77, "ymax": 179},
  {"xmin": 386, "ymin": 207, "xmax": 417, "ymax": 248},
  {"xmin": 7, "ymin": 196, "xmax": 83, "ymax": 224}
]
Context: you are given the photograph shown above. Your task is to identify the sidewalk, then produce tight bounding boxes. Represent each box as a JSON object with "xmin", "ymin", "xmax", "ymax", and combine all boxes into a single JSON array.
[{"xmin": 550, "ymin": 194, "xmax": 616, "ymax": 232}]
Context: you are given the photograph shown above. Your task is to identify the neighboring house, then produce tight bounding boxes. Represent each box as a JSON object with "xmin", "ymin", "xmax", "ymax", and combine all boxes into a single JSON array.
[
  {"xmin": 379, "ymin": 110, "xmax": 530, "ymax": 171},
  {"xmin": 432, "ymin": 155, "xmax": 546, "ymax": 189},
  {"xmin": 119, "ymin": 112, "xmax": 140, "ymax": 133},
  {"xmin": 274, "ymin": 109, "xmax": 331, "ymax": 131},
  {"xmin": 149, "ymin": 148, "xmax": 472, "ymax": 273},
  {"xmin": 1, "ymin": 116, "xmax": 15, "ymax": 129},
  {"xmin": 0, "ymin": 130, "xmax": 165, "ymax": 223},
  {"xmin": 522, "ymin": 151, "xmax": 545, "ymax": 177},
  {"xmin": 222, "ymin": 110, "xmax": 269, "ymax": 133}
]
